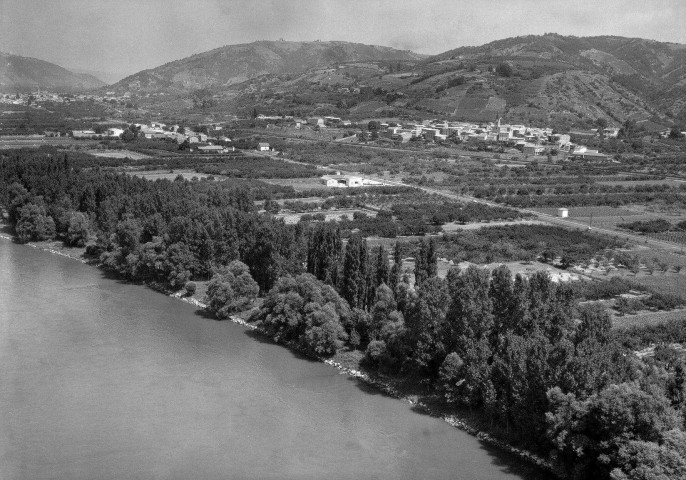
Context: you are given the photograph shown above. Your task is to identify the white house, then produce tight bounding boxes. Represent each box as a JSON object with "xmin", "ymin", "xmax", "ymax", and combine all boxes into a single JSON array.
[
  {"xmin": 523, "ymin": 143, "xmax": 545, "ymax": 156},
  {"xmin": 322, "ymin": 175, "xmax": 364, "ymax": 188},
  {"xmin": 107, "ymin": 128, "xmax": 124, "ymax": 138},
  {"xmin": 197, "ymin": 145, "xmax": 227, "ymax": 153},
  {"xmin": 570, "ymin": 146, "xmax": 608, "ymax": 160},
  {"xmin": 258, "ymin": 142, "xmax": 270, "ymax": 151},
  {"xmin": 72, "ymin": 130, "xmax": 97, "ymax": 139}
]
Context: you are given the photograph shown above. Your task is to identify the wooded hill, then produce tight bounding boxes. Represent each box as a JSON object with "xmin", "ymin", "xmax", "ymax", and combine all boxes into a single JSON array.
[
  {"xmin": 109, "ymin": 40, "xmax": 425, "ymax": 93},
  {"xmin": 0, "ymin": 52, "xmax": 106, "ymax": 92}
]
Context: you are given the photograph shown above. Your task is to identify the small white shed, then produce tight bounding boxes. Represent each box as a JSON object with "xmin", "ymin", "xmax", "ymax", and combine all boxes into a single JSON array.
[{"xmin": 557, "ymin": 208, "xmax": 569, "ymax": 218}]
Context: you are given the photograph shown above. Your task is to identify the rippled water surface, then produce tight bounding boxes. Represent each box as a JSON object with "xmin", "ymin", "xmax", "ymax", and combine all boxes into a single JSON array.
[{"xmin": 0, "ymin": 239, "xmax": 552, "ymax": 480}]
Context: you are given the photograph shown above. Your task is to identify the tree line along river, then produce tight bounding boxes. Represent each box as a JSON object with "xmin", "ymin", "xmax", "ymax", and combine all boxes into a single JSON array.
[{"xmin": 0, "ymin": 238, "xmax": 552, "ymax": 480}]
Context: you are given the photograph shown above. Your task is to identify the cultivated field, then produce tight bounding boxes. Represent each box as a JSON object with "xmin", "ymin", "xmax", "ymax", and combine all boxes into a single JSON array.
[
  {"xmin": 627, "ymin": 273, "xmax": 686, "ymax": 298},
  {"xmin": 274, "ymin": 209, "xmax": 376, "ymax": 224},
  {"xmin": 88, "ymin": 149, "xmax": 150, "ymax": 160},
  {"xmin": 127, "ymin": 169, "xmax": 223, "ymax": 181},
  {"xmin": 533, "ymin": 206, "xmax": 637, "ymax": 217},
  {"xmin": 596, "ymin": 179, "xmax": 686, "ymax": 187},
  {"xmin": 441, "ymin": 219, "xmax": 546, "ymax": 232},
  {"xmin": 612, "ymin": 309, "xmax": 686, "ymax": 329},
  {"xmin": 263, "ymin": 177, "xmax": 328, "ymax": 191}
]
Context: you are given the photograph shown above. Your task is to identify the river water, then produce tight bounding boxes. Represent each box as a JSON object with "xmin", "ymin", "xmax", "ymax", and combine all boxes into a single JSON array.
[{"xmin": 0, "ymin": 239, "xmax": 552, "ymax": 480}]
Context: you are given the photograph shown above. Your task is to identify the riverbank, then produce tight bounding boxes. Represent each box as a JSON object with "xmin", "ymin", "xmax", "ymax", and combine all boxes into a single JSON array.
[{"xmin": 0, "ymin": 227, "xmax": 560, "ymax": 478}]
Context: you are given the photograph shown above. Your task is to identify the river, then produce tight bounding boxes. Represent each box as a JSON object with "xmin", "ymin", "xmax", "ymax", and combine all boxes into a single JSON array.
[{"xmin": 0, "ymin": 239, "xmax": 552, "ymax": 480}]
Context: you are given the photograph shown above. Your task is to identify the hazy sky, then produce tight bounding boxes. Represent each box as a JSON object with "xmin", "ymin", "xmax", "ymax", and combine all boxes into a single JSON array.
[{"xmin": 1, "ymin": 0, "xmax": 685, "ymax": 81}]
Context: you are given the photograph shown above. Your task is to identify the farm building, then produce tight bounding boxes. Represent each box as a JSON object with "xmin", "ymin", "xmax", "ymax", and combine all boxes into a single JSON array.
[
  {"xmin": 570, "ymin": 146, "xmax": 608, "ymax": 160},
  {"xmin": 322, "ymin": 175, "xmax": 363, "ymax": 188},
  {"xmin": 197, "ymin": 145, "xmax": 228, "ymax": 153},
  {"xmin": 557, "ymin": 208, "xmax": 569, "ymax": 218},
  {"xmin": 257, "ymin": 142, "xmax": 270, "ymax": 151},
  {"xmin": 107, "ymin": 127, "xmax": 124, "ymax": 138},
  {"xmin": 523, "ymin": 143, "xmax": 545, "ymax": 155},
  {"xmin": 72, "ymin": 130, "xmax": 98, "ymax": 139}
]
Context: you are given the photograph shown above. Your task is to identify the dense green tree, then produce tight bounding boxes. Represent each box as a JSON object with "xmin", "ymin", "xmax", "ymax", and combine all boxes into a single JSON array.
[
  {"xmin": 575, "ymin": 302, "xmax": 612, "ymax": 346},
  {"xmin": 7, "ymin": 182, "xmax": 31, "ymax": 224},
  {"xmin": 610, "ymin": 431, "xmax": 686, "ymax": 480},
  {"xmin": 415, "ymin": 239, "xmax": 437, "ymax": 288},
  {"xmin": 255, "ymin": 273, "xmax": 349, "ymax": 356},
  {"xmin": 370, "ymin": 283, "xmax": 397, "ymax": 340},
  {"xmin": 488, "ymin": 265, "xmax": 516, "ymax": 347},
  {"xmin": 307, "ymin": 223, "xmax": 342, "ymax": 286},
  {"xmin": 405, "ymin": 276, "xmax": 450, "ymax": 373},
  {"xmin": 206, "ymin": 260, "xmax": 259, "ymax": 318},
  {"xmin": 389, "ymin": 241, "xmax": 403, "ymax": 294},
  {"xmin": 65, "ymin": 212, "xmax": 90, "ymax": 247},
  {"xmin": 342, "ymin": 235, "xmax": 369, "ymax": 309},
  {"xmin": 263, "ymin": 198, "xmax": 280, "ymax": 214},
  {"xmin": 444, "ymin": 265, "xmax": 493, "ymax": 352},
  {"xmin": 375, "ymin": 246, "xmax": 390, "ymax": 288},
  {"xmin": 547, "ymin": 383, "xmax": 682, "ymax": 479},
  {"xmin": 495, "ymin": 62, "xmax": 513, "ymax": 77},
  {"xmin": 15, "ymin": 203, "xmax": 56, "ymax": 243}
]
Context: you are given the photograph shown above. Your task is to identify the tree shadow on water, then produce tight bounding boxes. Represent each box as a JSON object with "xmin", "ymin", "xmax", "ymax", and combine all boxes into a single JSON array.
[{"xmin": 344, "ymin": 374, "xmax": 555, "ymax": 479}]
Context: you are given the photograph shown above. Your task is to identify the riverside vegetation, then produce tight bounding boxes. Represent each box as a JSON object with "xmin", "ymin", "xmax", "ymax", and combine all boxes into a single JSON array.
[{"xmin": 2, "ymin": 149, "xmax": 686, "ymax": 480}]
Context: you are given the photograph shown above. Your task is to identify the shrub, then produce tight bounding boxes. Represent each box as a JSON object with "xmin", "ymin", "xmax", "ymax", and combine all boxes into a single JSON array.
[
  {"xmin": 185, "ymin": 281, "xmax": 197, "ymax": 296},
  {"xmin": 252, "ymin": 273, "xmax": 349, "ymax": 357},
  {"xmin": 643, "ymin": 293, "xmax": 684, "ymax": 311},
  {"xmin": 617, "ymin": 219, "xmax": 672, "ymax": 234}
]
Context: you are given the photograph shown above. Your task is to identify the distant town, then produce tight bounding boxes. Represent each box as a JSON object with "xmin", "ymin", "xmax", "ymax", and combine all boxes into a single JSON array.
[{"xmin": 6, "ymin": 89, "xmax": 685, "ymax": 164}]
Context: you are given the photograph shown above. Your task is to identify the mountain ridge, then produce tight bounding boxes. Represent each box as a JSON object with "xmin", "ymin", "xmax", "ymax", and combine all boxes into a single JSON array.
[
  {"xmin": 111, "ymin": 40, "xmax": 426, "ymax": 93},
  {"xmin": 100, "ymin": 35, "xmax": 686, "ymax": 127}
]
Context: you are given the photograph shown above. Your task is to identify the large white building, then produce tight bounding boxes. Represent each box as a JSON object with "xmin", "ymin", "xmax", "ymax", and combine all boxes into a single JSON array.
[{"xmin": 322, "ymin": 175, "xmax": 364, "ymax": 188}]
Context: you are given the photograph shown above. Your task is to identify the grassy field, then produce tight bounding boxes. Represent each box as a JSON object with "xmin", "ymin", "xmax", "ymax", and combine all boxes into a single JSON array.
[
  {"xmin": 612, "ymin": 309, "xmax": 686, "ymax": 329},
  {"xmin": 262, "ymin": 177, "xmax": 328, "ymax": 191},
  {"xmin": 533, "ymin": 206, "xmax": 637, "ymax": 217},
  {"xmin": 441, "ymin": 219, "xmax": 546, "ymax": 232},
  {"xmin": 627, "ymin": 272, "xmax": 686, "ymax": 298},
  {"xmin": 628, "ymin": 247, "xmax": 686, "ymax": 268}
]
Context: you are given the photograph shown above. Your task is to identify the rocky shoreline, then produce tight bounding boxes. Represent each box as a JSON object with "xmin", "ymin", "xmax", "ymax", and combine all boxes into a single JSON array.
[{"xmin": 0, "ymin": 232, "xmax": 561, "ymax": 478}]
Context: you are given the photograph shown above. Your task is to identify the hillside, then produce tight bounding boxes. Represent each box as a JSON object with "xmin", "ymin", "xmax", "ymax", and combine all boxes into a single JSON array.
[
  {"xmin": 116, "ymin": 35, "xmax": 686, "ymax": 129},
  {"xmin": 0, "ymin": 52, "xmax": 106, "ymax": 92},
  {"xmin": 110, "ymin": 40, "xmax": 425, "ymax": 93},
  {"xmin": 418, "ymin": 34, "xmax": 686, "ymax": 125}
]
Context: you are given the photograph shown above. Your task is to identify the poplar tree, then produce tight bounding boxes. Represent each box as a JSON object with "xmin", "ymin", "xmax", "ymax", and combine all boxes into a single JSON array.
[
  {"xmin": 375, "ymin": 245, "xmax": 390, "ymax": 287},
  {"xmin": 405, "ymin": 276, "xmax": 450, "ymax": 373},
  {"xmin": 414, "ymin": 239, "xmax": 438, "ymax": 289},
  {"xmin": 307, "ymin": 224, "xmax": 342, "ymax": 287},
  {"xmin": 389, "ymin": 241, "xmax": 402, "ymax": 295},
  {"xmin": 489, "ymin": 265, "xmax": 515, "ymax": 349},
  {"xmin": 342, "ymin": 235, "xmax": 368, "ymax": 309},
  {"xmin": 445, "ymin": 265, "xmax": 494, "ymax": 349},
  {"xmin": 414, "ymin": 241, "xmax": 427, "ymax": 288},
  {"xmin": 427, "ymin": 238, "xmax": 438, "ymax": 278}
]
